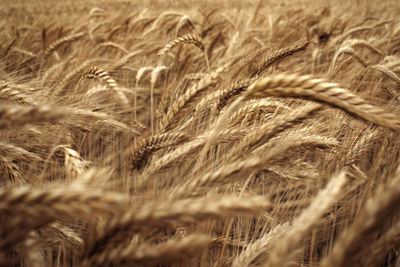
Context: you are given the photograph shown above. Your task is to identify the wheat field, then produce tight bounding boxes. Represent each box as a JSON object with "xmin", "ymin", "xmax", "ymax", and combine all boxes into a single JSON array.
[{"xmin": 1, "ymin": 0, "xmax": 400, "ymax": 266}]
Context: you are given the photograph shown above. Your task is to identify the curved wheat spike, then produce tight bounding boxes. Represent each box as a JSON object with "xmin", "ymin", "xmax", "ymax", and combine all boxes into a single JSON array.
[
  {"xmin": 51, "ymin": 59, "xmax": 105, "ymax": 96},
  {"xmin": 150, "ymin": 11, "xmax": 185, "ymax": 32},
  {"xmin": 158, "ymin": 33, "xmax": 210, "ymax": 70},
  {"xmin": 98, "ymin": 42, "xmax": 129, "ymax": 54},
  {"xmin": 0, "ymin": 185, "xmax": 125, "ymax": 252},
  {"xmin": 11, "ymin": 47, "xmax": 36, "ymax": 58},
  {"xmin": 197, "ymin": 72, "xmax": 400, "ymax": 170},
  {"xmin": 335, "ymin": 20, "xmax": 393, "ymax": 44},
  {"xmin": 82, "ymin": 66, "xmax": 128, "ymax": 105},
  {"xmin": 159, "ymin": 77, "xmax": 218, "ymax": 132},
  {"xmin": 343, "ymin": 39, "xmax": 382, "ymax": 56},
  {"xmin": 0, "ymin": 105, "xmax": 65, "ymax": 129},
  {"xmin": 110, "ymin": 50, "xmax": 142, "ymax": 71},
  {"xmin": 86, "ymin": 234, "xmax": 210, "ymax": 267},
  {"xmin": 364, "ymin": 219, "xmax": 400, "ymax": 266},
  {"xmin": 150, "ymin": 66, "xmax": 167, "ymax": 88},
  {"xmin": 245, "ymin": 73, "xmax": 400, "ymax": 131},
  {"xmin": 54, "ymin": 145, "xmax": 90, "ymax": 179},
  {"xmin": 217, "ymin": 42, "xmax": 309, "ymax": 112},
  {"xmin": 150, "ymin": 66, "xmax": 167, "ymax": 133},
  {"xmin": 172, "ymin": 133, "xmax": 336, "ymax": 199},
  {"xmin": 0, "ymin": 185, "xmax": 124, "ymax": 215},
  {"xmin": 135, "ymin": 66, "xmax": 153, "ymax": 85},
  {"xmin": 369, "ymin": 64, "xmax": 400, "ymax": 85},
  {"xmin": 85, "ymin": 196, "xmax": 269, "ymax": 258},
  {"xmin": 131, "ymin": 132, "xmax": 188, "ymax": 169},
  {"xmin": 0, "ymin": 83, "xmax": 35, "ymax": 105},
  {"xmin": 232, "ymin": 223, "xmax": 289, "ymax": 267},
  {"xmin": 311, "ymin": 48, "xmax": 321, "ymax": 74},
  {"xmin": 217, "ymin": 78, "xmax": 255, "ymax": 113},
  {"xmin": 89, "ymin": 7, "xmax": 106, "ymax": 18},
  {"xmin": 41, "ymin": 222, "xmax": 83, "ymax": 251},
  {"xmin": 320, "ymin": 167, "xmax": 400, "ymax": 267},
  {"xmin": 0, "ymin": 155, "xmax": 23, "ymax": 183},
  {"xmin": 0, "ymin": 104, "xmax": 138, "ymax": 135},
  {"xmin": 158, "ymin": 33, "xmax": 204, "ymax": 55},
  {"xmin": 82, "ymin": 66, "xmax": 118, "ymax": 90},
  {"xmin": 0, "ymin": 142, "xmax": 42, "ymax": 162},
  {"xmin": 175, "ymin": 15, "xmax": 195, "ymax": 36},
  {"xmin": 265, "ymin": 171, "xmax": 347, "ymax": 267},
  {"xmin": 141, "ymin": 127, "xmax": 249, "ymax": 178},
  {"xmin": 228, "ymin": 99, "xmax": 289, "ymax": 126},
  {"xmin": 328, "ymin": 46, "xmax": 367, "ymax": 75},
  {"xmin": 251, "ymin": 41, "xmax": 310, "ymax": 77},
  {"xmin": 233, "ymin": 103, "xmax": 323, "ymax": 155},
  {"xmin": 44, "ymin": 32, "xmax": 85, "ymax": 57}
]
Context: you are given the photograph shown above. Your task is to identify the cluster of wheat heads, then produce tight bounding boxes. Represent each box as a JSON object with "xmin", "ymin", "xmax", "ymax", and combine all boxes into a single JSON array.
[{"xmin": 1, "ymin": 0, "xmax": 400, "ymax": 266}]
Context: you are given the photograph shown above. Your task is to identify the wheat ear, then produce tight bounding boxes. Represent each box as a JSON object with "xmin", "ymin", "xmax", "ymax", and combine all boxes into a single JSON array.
[
  {"xmin": 0, "ymin": 105, "xmax": 66, "ymax": 129},
  {"xmin": 158, "ymin": 33, "xmax": 210, "ymax": 70},
  {"xmin": 86, "ymin": 234, "xmax": 210, "ymax": 267},
  {"xmin": 158, "ymin": 33, "xmax": 204, "ymax": 55},
  {"xmin": 141, "ymin": 127, "xmax": 249, "ymax": 177},
  {"xmin": 98, "ymin": 41, "xmax": 129, "ymax": 54},
  {"xmin": 0, "ymin": 185, "xmax": 124, "ymax": 251},
  {"xmin": 232, "ymin": 223, "xmax": 289, "ymax": 267},
  {"xmin": 0, "ymin": 105, "xmax": 136, "ymax": 133},
  {"xmin": 219, "ymin": 42, "xmax": 309, "ymax": 110},
  {"xmin": 265, "ymin": 171, "xmax": 347, "ymax": 267},
  {"xmin": 363, "ymin": 219, "xmax": 400, "ymax": 266},
  {"xmin": 228, "ymin": 99, "xmax": 289, "ymax": 126},
  {"xmin": 0, "ymin": 186, "xmax": 124, "ymax": 216},
  {"xmin": 44, "ymin": 32, "xmax": 85, "ymax": 57},
  {"xmin": 109, "ymin": 50, "xmax": 143, "ymax": 71},
  {"xmin": 51, "ymin": 145, "xmax": 90, "ymax": 178},
  {"xmin": 86, "ymin": 196, "xmax": 269, "ymax": 258},
  {"xmin": 320, "ymin": 167, "xmax": 400, "ymax": 267},
  {"xmin": 370, "ymin": 64, "xmax": 400, "ymax": 85},
  {"xmin": 217, "ymin": 77, "xmax": 255, "ymax": 112},
  {"xmin": 82, "ymin": 66, "xmax": 128, "ymax": 105},
  {"xmin": 245, "ymin": 73, "xmax": 400, "ymax": 131},
  {"xmin": 51, "ymin": 59, "xmax": 104, "ymax": 96},
  {"xmin": 0, "ymin": 142, "xmax": 42, "ymax": 163},
  {"xmin": 251, "ymin": 41, "xmax": 310, "ymax": 77},
  {"xmin": 172, "ymin": 133, "xmax": 337, "ymax": 199},
  {"xmin": 131, "ymin": 132, "xmax": 188, "ymax": 169},
  {"xmin": 159, "ymin": 79, "xmax": 217, "ymax": 132},
  {"xmin": 0, "ymin": 83, "xmax": 35, "ymax": 105},
  {"xmin": 328, "ymin": 46, "xmax": 367, "ymax": 75}
]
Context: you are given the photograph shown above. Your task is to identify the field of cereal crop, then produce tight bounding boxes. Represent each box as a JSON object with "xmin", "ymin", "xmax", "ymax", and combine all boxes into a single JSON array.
[{"xmin": 1, "ymin": 0, "xmax": 400, "ymax": 266}]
